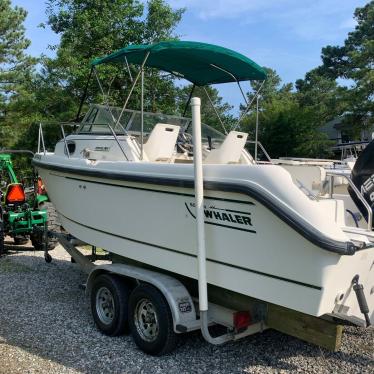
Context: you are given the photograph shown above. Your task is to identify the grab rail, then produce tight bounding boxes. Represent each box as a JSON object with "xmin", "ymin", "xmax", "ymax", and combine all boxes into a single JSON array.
[
  {"xmin": 246, "ymin": 140, "xmax": 272, "ymax": 163},
  {"xmin": 326, "ymin": 171, "xmax": 372, "ymax": 231},
  {"xmin": 38, "ymin": 123, "xmax": 46, "ymax": 155},
  {"xmin": 60, "ymin": 124, "xmax": 70, "ymax": 159}
]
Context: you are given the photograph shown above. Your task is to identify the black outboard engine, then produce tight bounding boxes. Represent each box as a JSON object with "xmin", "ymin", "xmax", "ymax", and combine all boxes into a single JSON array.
[{"xmin": 349, "ymin": 140, "xmax": 374, "ymax": 226}]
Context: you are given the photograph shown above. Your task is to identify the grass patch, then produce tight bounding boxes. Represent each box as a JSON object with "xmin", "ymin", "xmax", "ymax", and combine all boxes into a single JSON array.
[{"xmin": 81, "ymin": 245, "xmax": 107, "ymax": 254}]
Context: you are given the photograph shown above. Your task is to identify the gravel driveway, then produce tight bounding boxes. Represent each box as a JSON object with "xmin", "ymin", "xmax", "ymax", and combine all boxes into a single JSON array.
[{"xmin": 0, "ymin": 241, "xmax": 373, "ymax": 374}]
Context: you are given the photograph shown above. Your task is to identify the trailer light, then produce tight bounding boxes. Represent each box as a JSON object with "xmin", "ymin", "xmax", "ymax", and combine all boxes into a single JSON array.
[
  {"xmin": 233, "ymin": 311, "xmax": 251, "ymax": 332},
  {"xmin": 5, "ymin": 184, "xmax": 26, "ymax": 204}
]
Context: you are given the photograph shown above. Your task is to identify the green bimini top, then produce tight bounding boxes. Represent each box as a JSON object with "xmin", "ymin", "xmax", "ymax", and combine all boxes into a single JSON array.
[{"xmin": 91, "ymin": 41, "xmax": 267, "ymax": 86}]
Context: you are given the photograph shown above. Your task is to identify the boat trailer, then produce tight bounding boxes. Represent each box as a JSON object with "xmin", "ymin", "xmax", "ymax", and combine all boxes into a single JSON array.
[{"xmin": 39, "ymin": 228, "xmax": 351, "ymax": 354}]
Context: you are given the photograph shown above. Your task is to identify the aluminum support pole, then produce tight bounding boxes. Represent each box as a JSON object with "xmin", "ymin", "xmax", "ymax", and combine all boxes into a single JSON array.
[
  {"xmin": 75, "ymin": 67, "xmax": 93, "ymax": 122},
  {"xmin": 37, "ymin": 125, "xmax": 41, "ymax": 154},
  {"xmin": 255, "ymin": 95, "xmax": 259, "ymax": 162},
  {"xmin": 183, "ymin": 84, "xmax": 195, "ymax": 117},
  {"xmin": 114, "ymin": 52, "xmax": 150, "ymax": 130},
  {"xmin": 203, "ymin": 86, "xmax": 228, "ymax": 135},
  {"xmin": 141, "ymin": 68, "xmax": 144, "ymax": 160}
]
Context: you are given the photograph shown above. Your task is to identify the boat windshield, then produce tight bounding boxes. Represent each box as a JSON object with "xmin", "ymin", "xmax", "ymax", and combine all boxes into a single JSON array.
[{"xmin": 78, "ymin": 104, "xmax": 225, "ymax": 143}]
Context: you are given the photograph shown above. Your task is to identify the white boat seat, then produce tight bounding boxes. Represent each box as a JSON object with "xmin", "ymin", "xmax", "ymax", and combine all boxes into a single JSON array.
[
  {"xmin": 143, "ymin": 123, "xmax": 180, "ymax": 162},
  {"xmin": 204, "ymin": 131, "xmax": 248, "ymax": 164}
]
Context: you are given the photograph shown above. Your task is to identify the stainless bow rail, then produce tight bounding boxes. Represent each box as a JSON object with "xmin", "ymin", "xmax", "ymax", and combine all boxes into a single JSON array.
[{"xmin": 37, "ymin": 122, "xmax": 130, "ymax": 161}]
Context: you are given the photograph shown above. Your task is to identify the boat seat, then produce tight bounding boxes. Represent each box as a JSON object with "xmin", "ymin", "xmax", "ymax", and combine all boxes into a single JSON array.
[
  {"xmin": 143, "ymin": 123, "xmax": 180, "ymax": 162},
  {"xmin": 204, "ymin": 131, "xmax": 248, "ymax": 164}
]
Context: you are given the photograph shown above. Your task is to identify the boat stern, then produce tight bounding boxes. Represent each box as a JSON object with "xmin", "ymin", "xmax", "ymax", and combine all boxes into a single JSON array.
[{"xmin": 324, "ymin": 246, "xmax": 374, "ymax": 327}]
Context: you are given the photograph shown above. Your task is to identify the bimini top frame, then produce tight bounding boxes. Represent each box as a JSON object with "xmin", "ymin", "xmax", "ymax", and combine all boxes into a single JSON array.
[
  {"xmin": 86, "ymin": 40, "xmax": 267, "ymax": 160},
  {"xmin": 91, "ymin": 41, "xmax": 267, "ymax": 85}
]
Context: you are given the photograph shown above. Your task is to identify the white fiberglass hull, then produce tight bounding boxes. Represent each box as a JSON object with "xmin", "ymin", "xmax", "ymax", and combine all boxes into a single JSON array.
[{"xmin": 34, "ymin": 155, "xmax": 374, "ymax": 325}]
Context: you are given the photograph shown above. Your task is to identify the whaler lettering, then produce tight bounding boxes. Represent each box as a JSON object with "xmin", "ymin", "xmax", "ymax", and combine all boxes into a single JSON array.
[{"xmin": 204, "ymin": 209, "xmax": 252, "ymax": 226}]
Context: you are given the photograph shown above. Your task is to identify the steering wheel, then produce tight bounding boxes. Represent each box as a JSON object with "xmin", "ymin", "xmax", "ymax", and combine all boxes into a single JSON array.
[{"xmin": 177, "ymin": 132, "xmax": 194, "ymax": 155}]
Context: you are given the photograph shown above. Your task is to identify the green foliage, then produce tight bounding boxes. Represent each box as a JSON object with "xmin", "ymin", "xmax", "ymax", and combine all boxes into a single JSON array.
[
  {"xmin": 176, "ymin": 85, "xmax": 234, "ymax": 132},
  {"xmin": 316, "ymin": 1, "xmax": 374, "ymax": 129},
  {"xmin": 296, "ymin": 71, "xmax": 348, "ymax": 126},
  {"xmin": 0, "ymin": 0, "xmax": 35, "ymax": 93},
  {"xmin": 0, "ymin": 0, "xmax": 36, "ymax": 149},
  {"xmin": 43, "ymin": 0, "xmax": 184, "ymax": 110},
  {"xmin": 241, "ymin": 69, "xmax": 333, "ymax": 158},
  {"xmin": 7, "ymin": 0, "xmax": 185, "ymax": 152}
]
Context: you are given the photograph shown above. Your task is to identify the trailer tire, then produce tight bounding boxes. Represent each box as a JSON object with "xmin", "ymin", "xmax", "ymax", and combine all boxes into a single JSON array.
[
  {"xmin": 129, "ymin": 284, "xmax": 177, "ymax": 356},
  {"xmin": 91, "ymin": 274, "xmax": 130, "ymax": 336}
]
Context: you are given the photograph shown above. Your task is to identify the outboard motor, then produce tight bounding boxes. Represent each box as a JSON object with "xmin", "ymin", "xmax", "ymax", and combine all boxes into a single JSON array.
[{"xmin": 349, "ymin": 140, "xmax": 374, "ymax": 226}]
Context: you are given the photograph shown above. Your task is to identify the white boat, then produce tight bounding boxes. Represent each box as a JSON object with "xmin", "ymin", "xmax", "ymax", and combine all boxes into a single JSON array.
[{"xmin": 33, "ymin": 41, "xmax": 373, "ymax": 333}]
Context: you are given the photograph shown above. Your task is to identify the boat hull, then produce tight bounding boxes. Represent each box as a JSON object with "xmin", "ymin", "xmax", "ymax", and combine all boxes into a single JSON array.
[{"xmin": 35, "ymin": 162, "xmax": 374, "ymax": 325}]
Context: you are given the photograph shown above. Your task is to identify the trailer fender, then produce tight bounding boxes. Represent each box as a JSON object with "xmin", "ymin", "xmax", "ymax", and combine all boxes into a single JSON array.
[{"xmin": 86, "ymin": 264, "xmax": 199, "ymax": 333}]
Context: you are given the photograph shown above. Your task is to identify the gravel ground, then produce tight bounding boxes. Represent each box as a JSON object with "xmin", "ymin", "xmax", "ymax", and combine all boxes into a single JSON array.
[{"xmin": 0, "ymin": 241, "xmax": 373, "ymax": 374}]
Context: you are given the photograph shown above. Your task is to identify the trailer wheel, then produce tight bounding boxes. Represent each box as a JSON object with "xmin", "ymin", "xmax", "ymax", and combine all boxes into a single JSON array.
[
  {"xmin": 129, "ymin": 284, "xmax": 177, "ymax": 356},
  {"xmin": 91, "ymin": 274, "xmax": 130, "ymax": 336}
]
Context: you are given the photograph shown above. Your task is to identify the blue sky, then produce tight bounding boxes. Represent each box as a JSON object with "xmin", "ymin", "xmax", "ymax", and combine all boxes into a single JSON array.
[{"xmin": 12, "ymin": 0, "xmax": 366, "ymax": 111}]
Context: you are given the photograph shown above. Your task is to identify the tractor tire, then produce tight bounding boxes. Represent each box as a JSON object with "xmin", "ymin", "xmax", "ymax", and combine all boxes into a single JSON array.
[
  {"xmin": 14, "ymin": 236, "xmax": 28, "ymax": 245},
  {"xmin": 0, "ymin": 220, "xmax": 4, "ymax": 257},
  {"xmin": 31, "ymin": 201, "xmax": 60, "ymax": 251}
]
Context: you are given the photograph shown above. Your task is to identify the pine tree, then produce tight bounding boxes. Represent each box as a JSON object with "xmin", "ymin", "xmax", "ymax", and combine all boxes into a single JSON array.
[
  {"xmin": 0, "ymin": 0, "xmax": 35, "ymax": 148},
  {"xmin": 0, "ymin": 0, "xmax": 34, "ymax": 94}
]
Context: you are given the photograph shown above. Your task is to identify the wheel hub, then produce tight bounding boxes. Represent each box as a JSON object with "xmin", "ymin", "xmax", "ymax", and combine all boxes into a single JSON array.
[
  {"xmin": 134, "ymin": 298, "xmax": 159, "ymax": 342},
  {"xmin": 96, "ymin": 286, "xmax": 115, "ymax": 325}
]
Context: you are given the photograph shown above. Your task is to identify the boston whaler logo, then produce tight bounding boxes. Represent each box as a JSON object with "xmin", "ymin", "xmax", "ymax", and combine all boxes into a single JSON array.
[
  {"xmin": 94, "ymin": 146, "xmax": 111, "ymax": 152},
  {"xmin": 185, "ymin": 201, "xmax": 256, "ymax": 233}
]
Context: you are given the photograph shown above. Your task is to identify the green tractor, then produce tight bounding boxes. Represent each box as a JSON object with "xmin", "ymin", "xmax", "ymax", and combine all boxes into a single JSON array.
[{"xmin": 0, "ymin": 152, "xmax": 59, "ymax": 256}]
